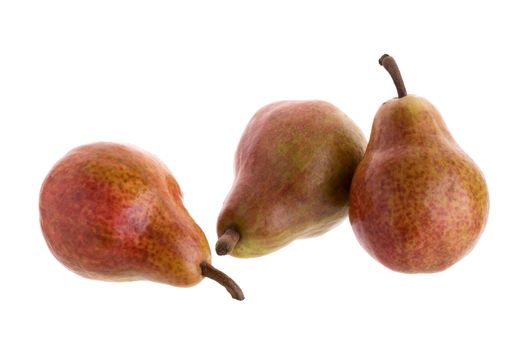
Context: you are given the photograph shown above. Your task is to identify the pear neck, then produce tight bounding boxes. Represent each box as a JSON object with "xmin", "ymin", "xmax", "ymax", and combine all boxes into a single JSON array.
[{"xmin": 369, "ymin": 97, "xmax": 453, "ymax": 150}]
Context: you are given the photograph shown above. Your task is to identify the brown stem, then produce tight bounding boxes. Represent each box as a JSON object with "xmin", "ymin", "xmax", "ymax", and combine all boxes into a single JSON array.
[
  {"xmin": 215, "ymin": 228, "xmax": 240, "ymax": 256},
  {"xmin": 379, "ymin": 54, "xmax": 407, "ymax": 98},
  {"xmin": 200, "ymin": 261, "xmax": 244, "ymax": 301}
]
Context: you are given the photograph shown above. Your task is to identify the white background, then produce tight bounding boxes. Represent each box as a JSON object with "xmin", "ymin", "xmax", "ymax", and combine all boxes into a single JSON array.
[{"xmin": 1, "ymin": 1, "xmax": 523, "ymax": 349}]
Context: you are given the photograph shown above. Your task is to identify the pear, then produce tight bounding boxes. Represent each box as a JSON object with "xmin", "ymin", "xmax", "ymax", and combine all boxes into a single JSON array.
[
  {"xmin": 349, "ymin": 54, "xmax": 489, "ymax": 273},
  {"xmin": 39, "ymin": 142, "xmax": 244, "ymax": 300},
  {"xmin": 216, "ymin": 101, "xmax": 367, "ymax": 258}
]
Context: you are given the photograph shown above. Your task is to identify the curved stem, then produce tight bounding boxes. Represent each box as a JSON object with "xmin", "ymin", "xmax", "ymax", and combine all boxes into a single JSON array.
[
  {"xmin": 379, "ymin": 54, "xmax": 407, "ymax": 98},
  {"xmin": 215, "ymin": 228, "xmax": 240, "ymax": 256},
  {"xmin": 200, "ymin": 262, "xmax": 244, "ymax": 301}
]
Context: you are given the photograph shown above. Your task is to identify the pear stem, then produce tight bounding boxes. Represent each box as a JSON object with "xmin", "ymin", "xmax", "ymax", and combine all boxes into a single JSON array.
[
  {"xmin": 379, "ymin": 54, "xmax": 407, "ymax": 98},
  {"xmin": 200, "ymin": 262, "xmax": 245, "ymax": 301},
  {"xmin": 215, "ymin": 228, "xmax": 240, "ymax": 256}
]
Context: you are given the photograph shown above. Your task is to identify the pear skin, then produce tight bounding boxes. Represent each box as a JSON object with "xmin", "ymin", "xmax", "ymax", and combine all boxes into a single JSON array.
[
  {"xmin": 349, "ymin": 55, "xmax": 489, "ymax": 273},
  {"xmin": 217, "ymin": 101, "xmax": 367, "ymax": 258},
  {"xmin": 40, "ymin": 142, "xmax": 244, "ymax": 299}
]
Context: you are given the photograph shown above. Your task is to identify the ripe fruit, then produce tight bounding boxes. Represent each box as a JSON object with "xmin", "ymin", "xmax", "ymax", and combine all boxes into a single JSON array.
[
  {"xmin": 40, "ymin": 142, "xmax": 244, "ymax": 300},
  {"xmin": 349, "ymin": 55, "xmax": 489, "ymax": 272},
  {"xmin": 217, "ymin": 100, "xmax": 366, "ymax": 258}
]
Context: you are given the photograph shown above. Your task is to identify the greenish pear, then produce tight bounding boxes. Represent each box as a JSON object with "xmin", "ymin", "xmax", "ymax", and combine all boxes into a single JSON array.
[
  {"xmin": 349, "ymin": 55, "xmax": 489, "ymax": 273},
  {"xmin": 217, "ymin": 100, "xmax": 367, "ymax": 258}
]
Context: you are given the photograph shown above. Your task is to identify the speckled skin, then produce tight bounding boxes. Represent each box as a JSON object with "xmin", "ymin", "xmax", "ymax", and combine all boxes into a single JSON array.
[
  {"xmin": 349, "ymin": 96, "xmax": 489, "ymax": 272},
  {"xmin": 218, "ymin": 100, "xmax": 367, "ymax": 257},
  {"xmin": 39, "ymin": 143, "xmax": 211, "ymax": 287}
]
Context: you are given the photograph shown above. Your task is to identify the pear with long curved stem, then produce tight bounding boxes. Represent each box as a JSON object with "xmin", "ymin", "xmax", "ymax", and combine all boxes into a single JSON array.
[
  {"xmin": 40, "ymin": 142, "xmax": 244, "ymax": 300},
  {"xmin": 349, "ymin": 54, "xmax": 489, "ymax": 273}
]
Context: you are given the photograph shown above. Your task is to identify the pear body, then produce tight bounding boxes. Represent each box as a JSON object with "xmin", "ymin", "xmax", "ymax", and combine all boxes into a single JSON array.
[
  {"xmin": 40, "ymin": 142, "xmax": 211, "ymax": 287},
  {"xmin": 218, "ymin": 100, "xmax": 367, "ymax": 257},
  {"xmin": 349, "ymin": 96, "xmax": 489, "ymax": 272}
]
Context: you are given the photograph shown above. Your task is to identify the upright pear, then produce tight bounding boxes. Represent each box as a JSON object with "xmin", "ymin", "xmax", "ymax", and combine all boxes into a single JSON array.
[
  {"xmin": 40, "ymin": 142, "xmax": 243, "ymax": 300},
  {"xmin": 349, "ymin": 55, "xmax": 489, "ymax": 273},
  {"xmin": 216, "ymin": 100, "xmax": 367, "ymax": 258}
]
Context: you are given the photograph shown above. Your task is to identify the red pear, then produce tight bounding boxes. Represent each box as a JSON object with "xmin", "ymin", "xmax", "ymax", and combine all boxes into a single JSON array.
[
  {"xmin": 40, "ymin": 142, "xmax": 243, "ymax": 300},
  {"xmin": 216, "ymin": 100, "xmax": 366, "ymax": 257},
  {"xmin": 349, "ymin": 55, "xmax": 489, "ymax": 273}
]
